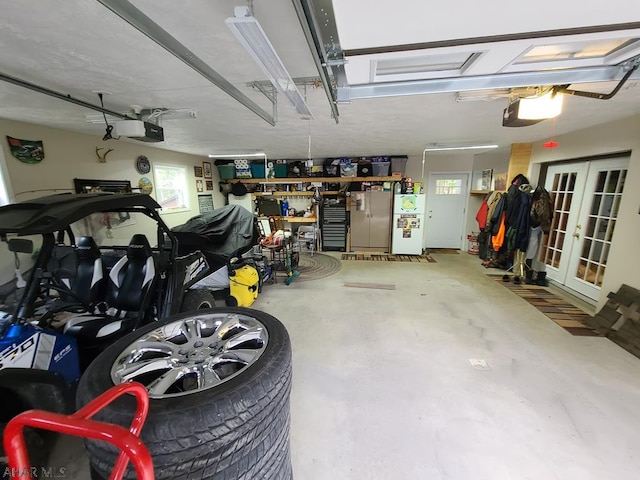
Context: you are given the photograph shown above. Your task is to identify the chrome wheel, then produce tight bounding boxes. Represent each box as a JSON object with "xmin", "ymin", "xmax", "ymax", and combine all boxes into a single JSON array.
[{"xmin": 110, "ymin": 312, "xmax": 268, "ymax": 399}]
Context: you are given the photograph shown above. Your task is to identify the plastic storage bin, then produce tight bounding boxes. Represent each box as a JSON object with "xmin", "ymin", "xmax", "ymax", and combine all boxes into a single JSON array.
[
  {"xmin": 274, "ymin": 164, "xmax": 288, "ymax": 178},
  {"xmin": 371, "ymin": 162, "xmax": 390, "ymax": 176},
  {"xmin": 251, "ymin": 162, "xmax": 265, "ymax": 178},
  {"xmin": 217, "ymin": 164, "xmax": 235, "ymax": 179},
  {"xmin": 391, "ymin": 157, "xmax": 408, "ymax": 176}
]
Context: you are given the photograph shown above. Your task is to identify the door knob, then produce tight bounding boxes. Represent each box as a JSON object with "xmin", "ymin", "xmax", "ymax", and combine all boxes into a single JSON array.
[
  {"xmin": 576, "ymin": 224, "xmax": 582, "ymax": 229},
  {"xmin": 572, "ymin": 232, "xmax": 580, "ymax": 238}
]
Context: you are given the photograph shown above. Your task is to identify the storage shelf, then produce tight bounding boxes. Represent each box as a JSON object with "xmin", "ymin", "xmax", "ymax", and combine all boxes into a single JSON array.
[
  {"xmin": 470, "ymin": 190, "xmax": 492, "ymax": 195},
  {"xmin": 227, "ymin": 176, "xmax": 399, "ymax": 184},
  {"xmin": 258, "ymin": 216, "xmax": 317, "ymax": 223},
  {"xmin": 253, "ymin": 191, "xmax": 340, "ymax": 197}
]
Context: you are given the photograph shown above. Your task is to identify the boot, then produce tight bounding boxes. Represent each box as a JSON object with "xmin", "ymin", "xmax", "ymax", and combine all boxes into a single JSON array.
[
  {"xmin": 525, "ymin": 259, "xmax": 535, "ymax": 284},
  {"xmin": 536, "ymin": 271, "xmax": 548, "ymax": 286}
]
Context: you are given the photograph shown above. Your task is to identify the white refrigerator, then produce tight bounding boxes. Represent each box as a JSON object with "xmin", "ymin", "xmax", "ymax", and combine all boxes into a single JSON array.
[{"xmin": 392, "ymin": 194, "xmax": 426, "ymax": 255}]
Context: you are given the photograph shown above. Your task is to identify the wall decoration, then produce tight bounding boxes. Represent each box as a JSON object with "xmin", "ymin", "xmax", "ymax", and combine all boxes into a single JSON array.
[
  {"xmin": 206, "ymin": 180, "xmax": 214, "ymax": 191},
  {"xmin": 95, "ymin": 147, "xmax": 114, "ymax": 163},
  {"xmin": 198, "ymin": 194, "xmax": 215, "ymax": 214},
  {"xmin": 481, "ymin": 169, "xmax": 493, "ymax": 191},
  {"xmin": 493, "ymin": 172, "xmax": 508, "ymax": 191},
  {"xmin": 138, "ymin": 177, "xmax": 153, "ymax": 194},
  {"xmin": 6, "ymin": 136, "xmax": 45, "ymax": 164},
  {"xmin": 203, "ymin": 161, "xmax": 213, "ymax": 179},
  {"xmin": 136, "ymin": 155, "xmax": 151, "ymax": 174},
  {"xmin": 194, "ymin": 165, "xmax": 203, "ymax": 177},
  {"xmin": 196, "ymin": 179, "xmax": 204, "ymax": 193}
]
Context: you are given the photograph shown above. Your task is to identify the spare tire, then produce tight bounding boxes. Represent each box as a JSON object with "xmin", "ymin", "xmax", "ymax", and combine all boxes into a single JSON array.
[{"xmin": 76, "ymin": 308, "xmax": 292, "ymax": 480}]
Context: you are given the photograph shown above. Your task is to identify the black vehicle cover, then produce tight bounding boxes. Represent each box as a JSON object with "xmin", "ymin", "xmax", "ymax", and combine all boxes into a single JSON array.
[{"xmin": 172, "ymin": 205, "xmax": 257, "ymax": 270}]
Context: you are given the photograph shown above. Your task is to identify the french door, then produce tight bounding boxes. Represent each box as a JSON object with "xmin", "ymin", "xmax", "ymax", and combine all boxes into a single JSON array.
[{"xmin": 543, "ymin": 157, "xmax": 628, "ymax": 300}]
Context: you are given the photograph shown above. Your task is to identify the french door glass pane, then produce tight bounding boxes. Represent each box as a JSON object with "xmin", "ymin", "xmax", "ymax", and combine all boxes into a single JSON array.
[{"xmin": 572, "ymin": 168, "xmax": 627, "ymax": 287}]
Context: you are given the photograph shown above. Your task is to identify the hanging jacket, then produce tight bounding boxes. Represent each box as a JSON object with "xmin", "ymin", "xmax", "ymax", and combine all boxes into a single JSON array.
[
  {"xmin": 475, "ymin": 194, "xmax": 490, "ymax": 230},
  {"xmin": 492, "ymin": 212, "xmax": 507, "ymax": 251},
  {"xmin": 485, "ymin": 191, "xmax": 503, "ymax": 230},
  {"xmin": 490, "ymin": 194, "xmax": 507, "ymax": 236},
  {"xmin": 505, "ymin": 174, "xmax": 529, "ymax": 229},
  {"xmin": 530, "ymin": 186, "xmax": 554, "ymax": 233}
]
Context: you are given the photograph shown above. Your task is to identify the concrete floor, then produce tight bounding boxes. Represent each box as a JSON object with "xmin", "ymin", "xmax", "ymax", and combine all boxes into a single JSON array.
[
  {"xmin": 47, "ymin": 252, "xmax": 640, "ymax": 479},
  {"xmin": 253, "ymin": 252, "xmax": 640, "ymax": 480}
]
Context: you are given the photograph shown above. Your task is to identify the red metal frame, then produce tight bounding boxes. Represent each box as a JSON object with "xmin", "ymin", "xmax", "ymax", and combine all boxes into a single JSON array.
[{"xmin": 3, "ymin": 382, "xmax": 154, "ymax": 480}]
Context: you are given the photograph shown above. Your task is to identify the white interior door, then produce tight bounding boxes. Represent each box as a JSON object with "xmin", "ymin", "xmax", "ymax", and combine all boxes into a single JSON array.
[
  {"xmin": 425, "ymin": 173, "xmax": 469, "ymax": 248},
  {"xmin": 543, "ymin": 163, "xmax": 588, "ymax": 283},
  {"xmin": 564, "ymin": 158, "xmax": 628, "ymax": 298},
  {"xmin": 543, "ymin": 157, "xmax": 628, "ymax": 300}
]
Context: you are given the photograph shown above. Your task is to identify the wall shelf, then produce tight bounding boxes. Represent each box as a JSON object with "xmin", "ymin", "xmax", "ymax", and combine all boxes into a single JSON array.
[
  {"xmin": 253, "ymin": 191, "xmax": 340, "ymax": 197},
  {"xmin": 227, "ymin": 176, "xmax": 399, "ymax": 184},
  {"xmin": 470, "ymin": 190, "xmax": 492, "ymax": 195}
]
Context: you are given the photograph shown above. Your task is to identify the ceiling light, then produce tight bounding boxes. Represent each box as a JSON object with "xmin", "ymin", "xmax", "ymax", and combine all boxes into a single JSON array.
[
  {"xmin": 208, "ymin": 152, "xmax": 266, "ymax": 159},
  {"xmin": 225, "ymin": 6, "xmax": 313, "ymax": 119},
  {"xmin": 424, "ymin": 144, "xmax": 498, "ymax": 152},
  {"xmin": 517, "ymin": 91, "xmax": 564, "ymax": 120}
]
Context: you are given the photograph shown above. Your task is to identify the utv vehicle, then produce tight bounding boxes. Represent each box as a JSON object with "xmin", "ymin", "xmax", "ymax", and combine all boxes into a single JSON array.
[{"xmin": 0, "ymin": 193, "xmax": 214, "ymax": 435}]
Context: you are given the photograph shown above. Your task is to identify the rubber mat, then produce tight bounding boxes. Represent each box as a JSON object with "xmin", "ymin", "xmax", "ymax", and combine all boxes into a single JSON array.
[
  {"xmin": 341, "ymin": 254, "xmax": 436, "ymax": 263},
  {"xmin": 495, "ymin": 278, "xmax": 600, "ymax": 336}
]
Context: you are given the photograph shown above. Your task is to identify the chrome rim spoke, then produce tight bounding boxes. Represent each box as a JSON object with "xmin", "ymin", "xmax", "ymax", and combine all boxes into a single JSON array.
[
  {"xmin": 217, "ymin": 348, "xmax": 261, "ymax": 365},
  {"xmin": 223, "ymin": 326, "xmax": 266, "ymax": 350},
  {"xmin": 197, "ymin": 364, "xmax": 222, "ymax": 389},
  {"xmin": 216, "ymin": 315, "xmax": 242, "ymax": 339},
  {"xmin": 118, "ymin": 358, "xmax": 174, "ymax": 382},
  {"xmin": 146, "ymin": 368, "xmax": 188, "ymax": 396}
]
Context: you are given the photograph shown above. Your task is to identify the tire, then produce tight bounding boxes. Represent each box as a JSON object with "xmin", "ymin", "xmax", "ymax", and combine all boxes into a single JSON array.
[
  {"xmin": 76, "ymin": 308, "xmax": 292, "ymax": 480},
  {"xmin": 180, "ymin": 289, "xmax": 216, "ymax": 312}
]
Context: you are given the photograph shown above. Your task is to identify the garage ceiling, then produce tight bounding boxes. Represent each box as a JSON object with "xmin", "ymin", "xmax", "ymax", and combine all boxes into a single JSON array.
[{"xmin": 1, "ymin": 0, "xmax": 640, "ymax": 159}]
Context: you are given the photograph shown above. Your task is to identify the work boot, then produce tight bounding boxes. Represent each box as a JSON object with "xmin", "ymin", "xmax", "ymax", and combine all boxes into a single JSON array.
[
  {"xmin": 536, "ymin": 271, "xmax": 548, "ymax": 286},
  {"xmin": 525, "ymin": 269, "xmax": 535, "ymax": 284}
]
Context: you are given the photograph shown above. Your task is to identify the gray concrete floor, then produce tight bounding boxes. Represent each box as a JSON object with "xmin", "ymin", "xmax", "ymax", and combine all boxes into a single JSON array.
[
  {"xmin": 253, "ymin": 252, "xmax": 640, "ymax": 480},
  {"xmin": 46, "ymin": 252, "xmax": 640, "ymax": 479}
]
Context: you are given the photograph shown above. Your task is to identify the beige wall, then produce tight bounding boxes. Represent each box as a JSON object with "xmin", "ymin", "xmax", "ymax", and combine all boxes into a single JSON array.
[
  {"xmin": 528, "ymin": 114, "xmax": 640, "ymax": 309},
  {"xmin": 0, "ymin": 118, "xmax": 226, "ymax": 284}
]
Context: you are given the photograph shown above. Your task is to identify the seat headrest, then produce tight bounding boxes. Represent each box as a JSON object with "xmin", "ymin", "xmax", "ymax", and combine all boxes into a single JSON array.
[
  {"xmin": 127, "ymin": 234, "xmax": 152, "ymax": 261},
  {"xmin": 76, "ymin": 236, "xmax": 101, "ymax": 261}
]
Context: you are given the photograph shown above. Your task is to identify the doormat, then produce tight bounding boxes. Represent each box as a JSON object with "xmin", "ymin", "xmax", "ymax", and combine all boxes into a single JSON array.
[
  {"xmin": 494, "ymin": 278, "xmax": 600, "ymax": 336},
  {"xmin": 427, "ymin": 248, "xmax": 459, "ymax": 254},
  {"xmin": 341, "ymin": 254, "xmax": 436, "ymax": 263},
  {"xmin": 295, "ymin": 253, "xmax": 342, "ymax": 282}
]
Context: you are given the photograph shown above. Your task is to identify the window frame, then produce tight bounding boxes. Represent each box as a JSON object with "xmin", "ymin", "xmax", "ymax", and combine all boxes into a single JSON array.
[{"xmin": 152, "ymin": 163, "xmax": 190, "ymax": 214}]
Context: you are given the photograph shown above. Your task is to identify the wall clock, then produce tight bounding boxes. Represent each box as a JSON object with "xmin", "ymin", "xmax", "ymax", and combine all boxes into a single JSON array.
[{"xmin": 136, "ymin": 155, "xmax": 151, "ymax": 174}]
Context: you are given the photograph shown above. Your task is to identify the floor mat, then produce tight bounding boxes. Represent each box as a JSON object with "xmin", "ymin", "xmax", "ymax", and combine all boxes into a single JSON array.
[
  {"xmin": 294, "ymin": 253, "xmax": 342, "ymax": 282},
  {"xmin": 341, "ymin": 254, "xmax": 436, "ymax": 263},
  {"xmin": 494, "ymin": 278, "xmax": 600, "ymax": 336},
  {"xmin": 427, "ymin": 248, "xmax": 460, "ymax": 254}
]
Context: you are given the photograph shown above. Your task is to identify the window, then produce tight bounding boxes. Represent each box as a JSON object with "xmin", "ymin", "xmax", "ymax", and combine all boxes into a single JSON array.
[
  {"xmin": 0, "ymin": 150, "xmax": 11, "ymax": 206},
  {"xmin": 153, "ymin": 164, "xmax": 189, "ymax": 212},
  {"xmin": 435, "ymin": 179, "xmax": 462, "ymax": 195}
]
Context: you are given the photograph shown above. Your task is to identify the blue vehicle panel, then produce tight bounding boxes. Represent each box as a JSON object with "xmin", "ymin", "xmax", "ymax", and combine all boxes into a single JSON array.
[{"xmin": 0, "ymin": 320, "xmax": 80, "ymax": 384}]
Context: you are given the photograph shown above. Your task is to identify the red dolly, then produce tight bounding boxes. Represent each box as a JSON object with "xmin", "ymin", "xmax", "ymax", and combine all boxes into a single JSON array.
[{"xmin": 3, "ymin": 382, "xmax": 154, "ymax": 480}]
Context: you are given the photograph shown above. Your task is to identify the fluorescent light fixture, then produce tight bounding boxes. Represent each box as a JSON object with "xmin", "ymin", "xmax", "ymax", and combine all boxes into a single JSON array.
[
  {"xmin": 424, "ymin": 144, "xmax": 498, "ymax": 152},
  {"xmin": 226, "ymin": 6, "xmax": 313, "ymax": 119},
  {"xmin": 208, "ymin": 152, "xmax": 266, "ymax": 158},
  {"xmin": 517, "ymin": 91, "xmax": 563, "ymax": 120}
]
